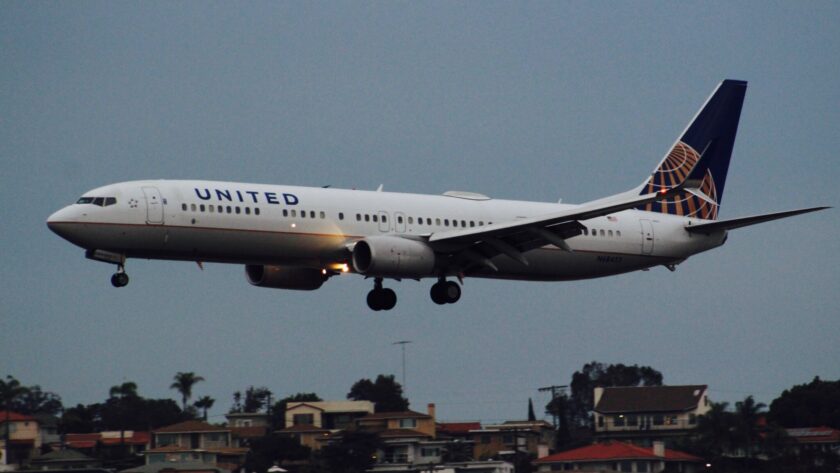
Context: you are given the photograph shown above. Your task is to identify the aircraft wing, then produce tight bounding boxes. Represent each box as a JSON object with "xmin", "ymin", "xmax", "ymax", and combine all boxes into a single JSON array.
[
  {"xmin": 426, "ymin": 186, "xmax": 685, "ymax": 273},
  {"xmin": 684, "ymin": 206, "xmax": 829, "ymax": 234}
]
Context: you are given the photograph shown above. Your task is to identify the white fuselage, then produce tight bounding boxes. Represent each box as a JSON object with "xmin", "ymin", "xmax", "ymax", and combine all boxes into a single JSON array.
[{"xmin": 47, "ymin": 180, "xmax": 726, "ymax": 281}]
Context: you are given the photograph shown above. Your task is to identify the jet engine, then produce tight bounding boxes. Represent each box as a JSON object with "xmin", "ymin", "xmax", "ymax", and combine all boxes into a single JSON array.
[
  {"xmin": 352, "ymin": 236, "xmax": 436, "ymax": 278},
  {"xmin": 245, "ymin": 265, "xmax": 327, "ymax": 291}
]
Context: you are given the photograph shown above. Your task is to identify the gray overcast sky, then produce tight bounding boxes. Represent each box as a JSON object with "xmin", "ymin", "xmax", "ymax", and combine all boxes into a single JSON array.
[{"xmin": 1, "ymin": 2, "xmax": 838, "ymax": 424}]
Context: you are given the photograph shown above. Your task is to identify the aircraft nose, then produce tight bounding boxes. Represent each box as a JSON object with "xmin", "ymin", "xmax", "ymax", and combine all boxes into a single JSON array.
[{"xmin": 47, "ymin": 206, "xmax": 78, "ymax": 238}]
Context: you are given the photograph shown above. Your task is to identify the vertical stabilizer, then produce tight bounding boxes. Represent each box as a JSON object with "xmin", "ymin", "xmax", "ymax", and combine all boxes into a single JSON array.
[{"xmin": 639, "ymin": 80, "xmax": 747, "ymax": 220}]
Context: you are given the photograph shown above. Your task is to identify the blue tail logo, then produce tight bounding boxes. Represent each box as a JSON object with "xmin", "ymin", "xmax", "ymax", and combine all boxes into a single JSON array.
[{"xmin": 639, "ymin": 80, "xmax": 747, "ymax": 221}]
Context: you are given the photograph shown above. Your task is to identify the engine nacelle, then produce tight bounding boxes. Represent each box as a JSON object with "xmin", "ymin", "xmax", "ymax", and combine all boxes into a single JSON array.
[
  {"xmin": 245, "ymin": 265, "xmax": 327, "ymax": 291},
  {"xmin": 352, "ymin": 236, "xmax": 436, "ymax": 278}
]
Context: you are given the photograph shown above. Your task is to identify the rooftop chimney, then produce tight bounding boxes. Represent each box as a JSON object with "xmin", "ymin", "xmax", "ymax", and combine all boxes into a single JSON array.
[
  {"xmin": 653, "ymin": 441, "xmax": 665, "ymax": 457},
  {"xmin": 427, "ymin": 403, "xmax": 436, "ymax": 420}
]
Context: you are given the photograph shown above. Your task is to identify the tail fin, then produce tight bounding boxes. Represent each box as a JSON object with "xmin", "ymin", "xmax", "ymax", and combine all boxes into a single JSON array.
[{"xmin": 638, "ymin": 79, "xmax": 747, "ymax": 220}]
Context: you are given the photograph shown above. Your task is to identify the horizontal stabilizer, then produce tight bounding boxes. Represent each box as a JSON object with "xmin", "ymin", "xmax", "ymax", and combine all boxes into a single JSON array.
[{"xmin": 685, "ymin": 207, "xmax": 829, "ymax": 234}]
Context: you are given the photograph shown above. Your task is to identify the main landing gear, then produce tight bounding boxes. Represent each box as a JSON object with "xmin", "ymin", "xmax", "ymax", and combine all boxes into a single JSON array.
[
  {"xmin": 367, "ymin": 278, "xmax": 397, "ymax": 311},
  {"xmin": 110, "ymin": 265, "xmax": 129, "ymax": 288},
  {"xmin": 430, "ymin": 278, "xmax": 461, "ymax": 305}
]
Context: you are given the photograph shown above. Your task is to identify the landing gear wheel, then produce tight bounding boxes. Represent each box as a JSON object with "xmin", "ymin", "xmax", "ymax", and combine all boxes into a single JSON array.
[
  {"xmin": 367, "ymin": 290, "xmax": 383, "ymax": 311},
  {"xmin": 430, "ymin": 282, "xmax": 447, "ymax": 305},
  {"xmin": 111, "ymin": 272, "xmax": 129, "ymax": 288},
  {"xmin": 367, "ymin": 279, "xmax": 398, "ymax": 311},
  {"xmin": 443, "ymin": 281, "xmax": 461, "ymax": 303}
]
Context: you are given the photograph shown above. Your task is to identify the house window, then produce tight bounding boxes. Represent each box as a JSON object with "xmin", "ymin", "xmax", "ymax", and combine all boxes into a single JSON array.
[
  {"xmin": 689, "ymin": 413, "xmax": 697, "ymax": 425},
  {"xmin": 481, "ymin": 435, "xmax": 491, "ymax": 444},
  {"xmin": 157, "ymin": 434, "xmax": 178, "ymax": 446},
  {"xmin": 398, "ymin": 418, "xmax": 417, "ymax": 429},
  {"xmin": 502, "ymin": 434, "xmax": 514, "ymax": 444},
  {"xmin": 619, "ymin": 461, "xmax": 633, "ymax": 472},
  {"xmin": 420, "ymin": 447, "xmax": 440, "ymax": 457},
  {"xmin": 653, "ymin": 414, "xmax": 664, "ymax": 426},
  {"xmin": 294, "ymin": 414, "xmax": 315, "ymax": 426},
  {"xmin": 637, "ymin": 461, "xmax": 649, "ymax": 472},
  {"xmin": 627, "ymin": 415, "xmax": 638, "ymax": 426},
  {"xmin": 597, "ymin": 415, "xmax": 604, "ymax": 427},
  {"xmin": 614, "ymin": 415, "xmax": 625, "ymax": 427}
]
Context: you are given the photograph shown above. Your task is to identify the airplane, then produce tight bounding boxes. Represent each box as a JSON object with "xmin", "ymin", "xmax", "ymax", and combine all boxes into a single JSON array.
[{"xmin": 47, "ymin": 80, "xmax": 827, "ymax": 311}]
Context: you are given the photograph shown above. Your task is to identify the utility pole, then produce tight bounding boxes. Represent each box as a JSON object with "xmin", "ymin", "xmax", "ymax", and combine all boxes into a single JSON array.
[
  {"xmin": 539, "ymin": 384, "xmax": 568, "ymax": 430},
  {"xmin": 393, "ymin": 341, "xmax": 412, "ymax": 391}
]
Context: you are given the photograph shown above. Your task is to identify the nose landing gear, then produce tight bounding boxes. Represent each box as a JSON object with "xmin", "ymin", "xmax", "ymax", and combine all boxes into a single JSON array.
[
  {"xmin": 367, "ymin": 277, "xmax": 397, "ymax": 311},
  {"xmin": 430, "ymin": 279, "xmax": 461, "ymax": 305}
]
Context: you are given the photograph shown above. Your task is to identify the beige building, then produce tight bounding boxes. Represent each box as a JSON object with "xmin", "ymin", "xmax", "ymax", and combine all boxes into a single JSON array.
[
  {"xmin": 470, "ymin": 420, "xmax": 555, "ymax": 461},
  {"xmin": 593, "ymin": 385, "xmax": 711, "ymax": 446},
  {"xmin": 0, "ymin": 411, "xmax": 42, "ymax": 470},
  {"xmin": 145, "ymin": 421, "xmax": 247, "ymax": 472},
  {"xmin": 284, "ymin": 400, "xmax": 374, "ymax": 430}
]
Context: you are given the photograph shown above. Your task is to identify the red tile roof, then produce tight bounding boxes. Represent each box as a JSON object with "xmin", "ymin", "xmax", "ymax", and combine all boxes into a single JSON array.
[
  {"xmin": 536, "ymin": 441, "xmax": 702, "ymax": 463},
  {"xmin": 154, "ymin": 420, "xmax": 229, "ymax": 433},
  {"xmin": 437, "ymin": 422, "xmax": 482, "ymax": 434},
  {"xmin": 0, "ymin": 411, "xmax": 35, "ymax": 422},
  {"xmin": 100, "ymin": 431, "xmax": 151, "ymax": 445},
  {"xmin": 595, "ymin": 385, "xmax": 707, "ymax": 414},
  {"xmin": 278, "ymin": 424, "xmax": 329, "ymax": 433},
  {"xmin": 230, "ymin": 426, "xmax": 268, "ymax": 439}
]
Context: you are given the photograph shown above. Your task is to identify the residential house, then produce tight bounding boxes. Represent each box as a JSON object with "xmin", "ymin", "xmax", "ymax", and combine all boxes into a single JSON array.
[
  {"xmin": 28, "ymin": 449, "xmax": 102, "ymax": 470},
  {"xmin": 356, "ymin": 405, "xmax": 438, "ymax": 466},
  {"xmin": 593, "ymin": 385, "xmax": 711, "ymax": 446},
  {"xmin": 144, "ymin": 421, "xmax": 247, "ymax": 472},
  {"xmin": 224, "ymin": 413, "xmax": 269, "ymax": 447},
  {"xmin": 470, "ymin": 420, "xmax": 555, "ymax": 461},
  {"xmin": 65, "ymin": 431, "xmax": 150, "ymax": 458},
  {"xmin": 534, "ymin": 441, "xmax": 704, "ymax": 473},
  {"xmin": 0, "ymin": 411, "xmax": 42, "ymax": 470},
  {"xmin": 284, "ymin": 400, "xmax": 374, "ymax": 430},
  {"xmin": 784, "ymin": 426, "xmax": 840, "ymax": 455},
  {"xmin": 436, "ymin": 422, "xmax": 481, "ymax": 461}
]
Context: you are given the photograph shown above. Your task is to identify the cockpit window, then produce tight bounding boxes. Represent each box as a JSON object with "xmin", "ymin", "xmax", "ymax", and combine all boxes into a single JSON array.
[{"xmin": 76, "ymin": 196, "xmax": 117, "ymax": 206}]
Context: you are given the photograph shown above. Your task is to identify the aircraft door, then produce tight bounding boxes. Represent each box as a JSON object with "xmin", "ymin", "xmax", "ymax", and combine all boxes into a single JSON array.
[
  {"xmin": 640, "ymin": 219, "xmax": 654, "ymax": 255},
  {"xmin": 395, "ymin": 212, "xmax": 407, "ymax": 233},
  {"xmin": 378, "ymin": 211, "xmax": 390, "ymax": 232},
  {"xmin": 142, "ymin": 186, "xmax": 164, "ymax": 224}
]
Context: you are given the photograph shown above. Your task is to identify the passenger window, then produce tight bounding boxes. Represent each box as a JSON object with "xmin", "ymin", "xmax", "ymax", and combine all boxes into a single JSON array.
[
  {"xmin": 461, "ymin": 220, "xmax": 466, "ymax": 227},
  {"xmin": 365, "ymin": 214, "xmax": 370, "ymax": 222},
  {"xmin": 310, "ymin": 211, "xmax": 315, "ymax": 218},
  {"xmin": 356, "ymin": 213, "xmax": 361, "ymax": 221},
  {"xmin": 200, "ymin": 204, "xmax": 205, "ymax": 212},
  {"xmin": 398, "ymin": 216, "xmax": 403, "ymax": 224},
  {"xmin": 444, "ymin": 219, "xmax": 449, "ymax": 226},
  {"xmin": 608, "ymin": 230, "xmax": 613, "ymax": 237},
  {"xmin": 382, "ymin": 215, "xmax": 387, "ymax": 223},
  {"xmin": 479, "ymin": 221, "xmax": 484, "ymax": 226},
  {"xmin": 209, "ymin": 205, "xmax": 215, "ymax": 213},
  {"xmin": 470, "ymin": 221, "xmax": 475, "ymax": 227},
  {"xmin": 226, "ymin": 206, "xmax": 232, "ymax": 213},
  {"xmin": 235, "ymin": 207, "xmax": 241, "ymax": 214},
  {"xmin": 255, "ymin": 208, "xmax": 260, "ymax": 216},
  {"xmin": 320, "ymin": 211, "xmax": 325, "ymax": 219},
  {"xmin": 291, "ymin": 210, "xmax": 296, "ymax": 217},
  {"xmin": 301, "ymin": 211, "xmax": 306, "ymax": 218},
  {"xmin": 436, "ymin": 218, "xmax": 441, "ymax": 225},
  {"xmin": 245, "ymin": 207, "xmax": 251, "ymax": 215},
  {"xmin": 182, "ymin": 203, "xmax": 187, "ymax": 211},
  {"xmin": 283, "ymin": 209, "xmax": 288, "ymax": 217},
  {"xmin": 372, "ymin": 214, "xmax": 378, "ymax": 222},
  {"xmin": 217, "ymin": 205, "xmax": 223, "ymax": 213},
  {"xmin": 339, "ymin": 212, "xmax": 344, "ymax": 220},
  {"xmin": 408, "ymin": 217, "xmax": 413, "ymax": 224},
  {"xmin": 616, "ymin": 230, "xmax": 621, "ymax": 237},
  {"xmin": 583, "ymin": 228, "xmax": 588, "ymax": 236},
  {"xmin": 600, "ymin": 229, "xmax": 605, "ymax": 236},
  {"xmin": 191, "ymin": 204, "xmax": 197, "ymax": 212},
  {"xmin": 453, "ymin": 220, "xmax": 458, "ymax": 227}
]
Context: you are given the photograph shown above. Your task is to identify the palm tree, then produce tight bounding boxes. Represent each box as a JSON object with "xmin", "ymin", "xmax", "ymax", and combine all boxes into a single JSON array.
[
  {"xmin": 170, "ymin": 372, "xmax": 205, "ymax": 411},
  {"xmin": 194, "ymin": 396, "xmax": 215, "ymax": 421},
  {"xmin": 734, "ymin": 395, "xmax": 767, "ymax": 459},
  {"xmin": 695, "ymin": 402, "xmax": 735, "ymax": 458}
]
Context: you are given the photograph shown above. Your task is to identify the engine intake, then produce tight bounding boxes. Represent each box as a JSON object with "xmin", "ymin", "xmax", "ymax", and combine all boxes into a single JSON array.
[
  {"xmin": 352, "ymin": 236, "xmax": 436, "ymax": 278},
  {"xmin": 245, "ymin": 265, "xmax": 327, "ymax": 291}
]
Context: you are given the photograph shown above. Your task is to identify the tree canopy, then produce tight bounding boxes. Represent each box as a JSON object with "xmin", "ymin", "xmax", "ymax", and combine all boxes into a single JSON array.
[
  {"xmin": 347, "ymin": 375, "xmax": 409, "ymax": 413},
  {"xmin": 1, "ymin": 375, "xmax": 63, "ymax": 416},
  {"xmin": 170, "ymin": 372, "xmax": 205, "ymax": 410},
  {"xmin": 768, "ymin": 377, "xmax": 840, "ymax": 429}
]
